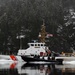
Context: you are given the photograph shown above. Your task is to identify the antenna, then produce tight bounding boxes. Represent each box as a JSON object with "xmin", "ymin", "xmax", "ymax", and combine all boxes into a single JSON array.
[{"xmin": 39, "ymin": 19, "xmax": 47, "ymax": 43}]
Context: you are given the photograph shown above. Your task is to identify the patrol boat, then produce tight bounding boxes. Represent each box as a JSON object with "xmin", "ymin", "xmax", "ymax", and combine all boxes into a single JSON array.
[{"xmin": 17, "ymin": 22, "xmax": 62, "ymax": 64}]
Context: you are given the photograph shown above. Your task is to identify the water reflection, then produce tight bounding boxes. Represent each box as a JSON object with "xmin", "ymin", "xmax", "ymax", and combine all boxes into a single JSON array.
[
  {"xmin": 55, "ymin": 64, "xmax": 75, "ymax": 73},
  {"xmin": 0, "ymin": 62, "xmax": 75, "ymax": 75},
  {"xmin": 19, "ymin": 63, "xmax": 62, "ymax": 75}
]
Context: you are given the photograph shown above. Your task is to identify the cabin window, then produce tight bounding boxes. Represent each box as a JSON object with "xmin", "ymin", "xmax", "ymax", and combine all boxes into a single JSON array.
[
  {"xmin": 35, "ymin": 44, "xmax": 37, "ymax": 46},
  {"xmin": 38, "ymin": 44, "xmax": 40, "ymax": 46},
  {"xmin": 41, "ymin": 44, "xmax": 43, "ymax": 46},
  {"xmin": 43, "ymin": 44, "xmax": 45, "ymax": 46},
  {"xmin": 31, "ymin": 44, "xmax": 34, "ymax": 46}
]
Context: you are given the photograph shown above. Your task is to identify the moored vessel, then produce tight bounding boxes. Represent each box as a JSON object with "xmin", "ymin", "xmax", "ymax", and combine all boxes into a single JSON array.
[{"xmin": 17, "ymin": 21, "xmax": 63, "ymax": 64}]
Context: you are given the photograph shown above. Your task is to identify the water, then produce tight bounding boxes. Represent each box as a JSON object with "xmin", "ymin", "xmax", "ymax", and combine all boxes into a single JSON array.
[{"xmin": 0, "ymin": 62, "xmax": 75, "ymax": 75}]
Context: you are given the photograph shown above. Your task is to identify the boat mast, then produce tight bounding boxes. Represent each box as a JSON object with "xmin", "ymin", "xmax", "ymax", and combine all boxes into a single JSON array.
[{"xmin": 39, "ymin": 20, "xmax": 47, "ymax": 43}]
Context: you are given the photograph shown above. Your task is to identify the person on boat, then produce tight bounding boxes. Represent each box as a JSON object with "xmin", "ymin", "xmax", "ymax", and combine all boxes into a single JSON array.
[
  {"xmin": 51, "ymin": 51, "xmax": 56, "ymax": 60},
  {"xmin": 47, "ymin": 50, "xmax": 51, "ymax": 56}
]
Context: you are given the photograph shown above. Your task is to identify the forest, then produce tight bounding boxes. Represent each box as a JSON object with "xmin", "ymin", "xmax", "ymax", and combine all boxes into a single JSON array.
[{"xmin": 0, "ymin": 0, "xmax": 75, "ymax": 54}]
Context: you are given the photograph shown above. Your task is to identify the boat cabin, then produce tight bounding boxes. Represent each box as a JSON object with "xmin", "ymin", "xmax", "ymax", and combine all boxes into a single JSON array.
[{"xmin": 17, "ymin": 42, "xmax": 48, "ymax": 56}]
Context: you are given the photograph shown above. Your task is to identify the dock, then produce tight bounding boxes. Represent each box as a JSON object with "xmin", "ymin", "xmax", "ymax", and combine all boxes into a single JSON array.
[{"xmin": 55, "ymin": 56, "xmax": 75, "ymax": 61}]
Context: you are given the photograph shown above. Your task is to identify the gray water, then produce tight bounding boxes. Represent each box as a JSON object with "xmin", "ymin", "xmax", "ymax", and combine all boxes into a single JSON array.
[{"xmin": 0, "ymin": 62, "xmax": 75, "ymax": 75}]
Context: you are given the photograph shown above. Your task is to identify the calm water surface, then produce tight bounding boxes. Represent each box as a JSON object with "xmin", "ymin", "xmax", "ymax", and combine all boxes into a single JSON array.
[{"xmin": 0, "ymin": 62, "xmax": 75, "ymax": 75}]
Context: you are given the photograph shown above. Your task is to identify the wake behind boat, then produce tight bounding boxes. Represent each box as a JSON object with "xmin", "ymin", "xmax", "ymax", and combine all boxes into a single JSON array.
[{"xmin": 0, "ymin": 54, "xmax": 24, "ymax": 66}]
